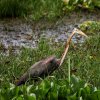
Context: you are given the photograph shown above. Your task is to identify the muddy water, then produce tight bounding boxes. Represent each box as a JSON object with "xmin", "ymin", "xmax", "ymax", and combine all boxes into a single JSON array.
[{"xmin": 0, "ymin": 11, "xmax": 100, "ymax": 54}]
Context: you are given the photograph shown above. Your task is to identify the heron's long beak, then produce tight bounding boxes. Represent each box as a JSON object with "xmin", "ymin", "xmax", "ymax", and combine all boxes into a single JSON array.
[{"xmin": 74, "ymin": 28, "xmax": 88, "ymax": 37}]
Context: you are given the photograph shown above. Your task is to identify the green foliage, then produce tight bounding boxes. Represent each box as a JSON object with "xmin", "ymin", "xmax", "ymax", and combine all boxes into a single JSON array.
[
  {"xmin": 65, "ymin": 0, "xmax": 94, "ymax": 10},
  {"xmin": 0, "ymin": 75, "xmax": 100, "ymax": 100},
  {"xmin": 0, "ymin": 35, "xmax": 100, "ymax": 99},
  {"xmin": 0, "ymin": 0, "xmax": 33, "ymax": 17},
  {"xmin": 31, "ymin": 0, "xmax": 63, "ymax": 20},
  {"xmin": 69, "ymin": 34, "xmax": 100, "ymax": 89},
  {"xmin": 30, "ymin": 0, "xmax": 100, "ymax": 20},
  {"xmin": 63, "ymin": 0, "xmax": 100, "ymax": 11},
  {"xmin": 0, "ymin": 21, "xmax": 100, "ymax": 99},
  {"xmin": 0, "ymin": 38, "xmax": 63, "ymax": 88},
  {"xmin": 79, "ymin": 21, "xmax": 100, "ymax": 35},
  {"xmin": 93, "ymin": 0, "xmax": 100, "ymax": 8},
  {"xmin": 0, "ymin": 0, "xmax": 99, "ymax": 19}
]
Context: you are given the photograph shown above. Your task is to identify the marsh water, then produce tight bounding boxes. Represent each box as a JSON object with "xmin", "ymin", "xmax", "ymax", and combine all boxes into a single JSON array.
[{"xmin": 0, "ymin": 11, "xmax": 100, "ymax": 54}]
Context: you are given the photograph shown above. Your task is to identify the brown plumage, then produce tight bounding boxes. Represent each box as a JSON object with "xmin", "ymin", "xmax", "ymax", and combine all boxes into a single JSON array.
[{"xmin": 16, "ymin": 56, "xmax": 60, "ymax": 86}]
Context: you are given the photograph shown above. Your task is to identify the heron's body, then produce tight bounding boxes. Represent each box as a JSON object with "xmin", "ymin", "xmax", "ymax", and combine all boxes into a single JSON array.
[
  {"xmin": 16, "ymin": 28, "xmax": 87, "ymax": 86},
  {"xmin": 16, "ymin": 56, "xmax": 60, "ymax": 86}
]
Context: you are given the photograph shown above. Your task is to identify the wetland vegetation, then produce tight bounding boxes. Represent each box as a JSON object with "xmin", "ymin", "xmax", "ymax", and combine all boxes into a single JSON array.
[{"xmin": 0, "ymin": 0, "xmax": 100, "ymax": 100}]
